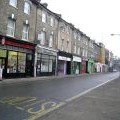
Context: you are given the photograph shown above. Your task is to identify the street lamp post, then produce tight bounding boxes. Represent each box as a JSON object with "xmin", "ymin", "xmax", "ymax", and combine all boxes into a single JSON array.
[{"xmin": 110, "ymin": 34, "xmax": 120, "ymax": 77}]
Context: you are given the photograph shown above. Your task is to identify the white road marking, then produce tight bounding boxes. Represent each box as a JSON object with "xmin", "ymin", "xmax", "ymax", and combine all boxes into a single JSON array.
[{"xmin": 66, "ymin": 77, "xmax": 118, "ymax": 102}]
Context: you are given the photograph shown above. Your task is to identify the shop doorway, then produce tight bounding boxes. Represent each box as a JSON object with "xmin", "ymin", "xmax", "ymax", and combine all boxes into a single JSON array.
[
  {"xmin": 0, "ymin": 58, "xmax": 6, "ymax": 78},
  {"xmin": 26, "ymin": 54, "xmax": 33, "ymax": 77},
  {"xmin": 66, "ymin": 61, "xmax": 71, "ymax": 74}
]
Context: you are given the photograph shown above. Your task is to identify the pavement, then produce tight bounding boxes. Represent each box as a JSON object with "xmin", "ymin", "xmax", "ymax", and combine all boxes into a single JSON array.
[
  {"xmin": 0, "ymin": 73, "xmax": 97, "ymax": 85},
  {"xmin": 0, "ymin": 72, "xmax": 107, "ymax": 86},
  {"xmin": 40, "ymin": 77, "xmax": 120, "ymax": 120}
]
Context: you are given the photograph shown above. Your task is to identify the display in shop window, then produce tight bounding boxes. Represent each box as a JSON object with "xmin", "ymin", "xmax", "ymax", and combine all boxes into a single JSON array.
[
  {"xmin": 18, "ymin": 52, "xmax": 26, "ymax": 73},
  {"xmin": 41, "ymin": 59, "xmax": 49, "ymax": 72},
  {"xmin": 8, "ymin": 51, "xmax": 17, "ymax": 73}
]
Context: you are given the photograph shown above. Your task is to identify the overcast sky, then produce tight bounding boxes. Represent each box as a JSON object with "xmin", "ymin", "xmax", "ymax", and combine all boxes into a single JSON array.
[{"xmin": 41, "ymin": 0, "xmax": 120, "ymax": 57}]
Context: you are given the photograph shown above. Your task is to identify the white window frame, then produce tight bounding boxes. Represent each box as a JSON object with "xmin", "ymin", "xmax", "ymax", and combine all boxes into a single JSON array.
[
  {"xmin": 61, "ymin": 39, "xmax": 64, "ymax": 51},
  {"xmin": 49, "ymin": 34, "xmax": 53, "ymax": 47},
  {"xmin": 77, "ymin": 47, "xmax": 81, "ymax": 55},
  {"xmin": 85, "ymin": 50, "xmax": 88, "ymax": 57},
  {"xmin": 50, "ymin": 17, "xmax": 54, "ymax": 27},
  {"xmin": 42, "ymin": 12, "xmax": 46, "ymax": 23},
  {"xmin": 66, "ymin": 26, "xmax": 70, "ymax": 34},
  {"xmin": 74, "ymin": 32, "xmax": 77, "ymax": 39},
  {"xmin": 78, "ymin": 35, "xmax": 81, "ymax": 41},
  {"xmin": 40, "ymin": 31, "xmax": 46, "ymax": 45},
  {"xmin": 24, "ymin": 2, "xmax": 30, "ymax": 15},
  {"xmin": 7, "ymin": 19, "xmax": 15, "ymax": 37},
  {"xmin": 74, "ymin": 45, "xmax": 77, "ymax": 54},
  {"xmin": 66, "ymin": 41, "xmax": 69, "ymax": 52},
  {"xmin": 22, "ymin": 24, "xmax": 29, "ymax": 40},
  {"xmin": 9, "ymin": 0, "xmax": 17, "ymax": 8},
  {"xmin": 82, "ymin": 49, "xmax": 85, "ymax": 56}
]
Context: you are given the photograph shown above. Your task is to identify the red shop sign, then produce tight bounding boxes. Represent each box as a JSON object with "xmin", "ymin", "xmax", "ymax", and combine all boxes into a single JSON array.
[{"xmin": 4, "ymin": 39, "xmax": 34, "ymax": 49}]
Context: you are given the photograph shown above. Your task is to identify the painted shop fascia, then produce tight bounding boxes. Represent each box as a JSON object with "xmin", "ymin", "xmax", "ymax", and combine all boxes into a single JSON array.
[
  {"xmin": 0, "ymin": 35, "xmax": 36, "ymax": 78},
  {"xmin": 57, "ymin": 50, "xmax": 72, "ymax": 75},
  {"xmin": 36, "ymin": 45, "xmax": 58, "ymax": 76}
]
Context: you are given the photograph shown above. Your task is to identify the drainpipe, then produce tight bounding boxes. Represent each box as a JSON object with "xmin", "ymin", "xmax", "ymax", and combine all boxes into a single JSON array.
[
  {"xmin": 55, "ymin": 17, "xmax": 60, "ymax": 76},
  {"xmin": 33, "ymin": 5, "xmax": 38, "ymax": 77}
]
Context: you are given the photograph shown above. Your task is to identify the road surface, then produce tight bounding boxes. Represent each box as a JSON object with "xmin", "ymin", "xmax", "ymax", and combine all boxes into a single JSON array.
[{"xmin": 0, "ymin": 72, "xmax": 119, "ymax": 120}]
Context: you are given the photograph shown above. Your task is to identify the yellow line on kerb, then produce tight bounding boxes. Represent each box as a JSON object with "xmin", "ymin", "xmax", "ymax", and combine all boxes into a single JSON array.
[{"xmin": 27, "ymin": 102, "xmax": 65, "ymax": 120}]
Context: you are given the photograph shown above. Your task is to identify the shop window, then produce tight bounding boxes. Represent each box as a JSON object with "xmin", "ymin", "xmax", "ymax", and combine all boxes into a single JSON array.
[
  {"xmin": 27, "ymin": 53, "xmax": 32, "ymax": 60},
  {"xmin": 49, "ymin": 60, "xmax": 52, "ymax": 72},
  {"xmin": 24, "ymin": 2, "xmax": 30, "ymax": 15},
  {"xmin": 9, "ymin": 0, "xmax": 17, "ymax": 8},
  {"xmin": 22, "ymin": 24, "xmax": 29, "ymax": 40},
  {"xmin": 41, "ymin": 59, "xmax": 49, "ymax": 72},
  {"xmin": 18, "ymin": 52, "xmax": 26, "ymax": 73},
  {"xmin": 0, "ymin": 49, "xmax": 7, "ymax": 57},
  {"xmin": 7, "ymin": 19, "xmax": 15, "ymax": 37},
  {"xmin": 7, "ymin": 51, "xmax": 26, "ymax": 73},
  {"xmin": 8, "ymin": 51, "xmax": 17, "ymax": 73}
]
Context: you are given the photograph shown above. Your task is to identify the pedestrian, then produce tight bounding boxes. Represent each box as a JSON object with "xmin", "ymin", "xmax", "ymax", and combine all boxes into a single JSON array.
[{"xmin": 0, "ymin": 65, "xmax": 3, "ymax": 81}]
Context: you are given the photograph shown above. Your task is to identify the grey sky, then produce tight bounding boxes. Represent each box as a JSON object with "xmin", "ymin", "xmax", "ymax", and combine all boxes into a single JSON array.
[{"xmin": 41, "ymin": 0, "xmax": 120, "ymax": 57}]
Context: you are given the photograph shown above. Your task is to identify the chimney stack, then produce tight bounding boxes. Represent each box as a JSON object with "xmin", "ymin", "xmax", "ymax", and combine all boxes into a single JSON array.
[{"xmin": 42, "ymin": 3, "xmax": 48, "ymax": 8}]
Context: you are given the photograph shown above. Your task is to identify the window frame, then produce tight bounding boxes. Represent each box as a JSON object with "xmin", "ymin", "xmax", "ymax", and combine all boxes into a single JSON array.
[
  {"xmin": 50, "ymin": 17, "xmax": 54, "ymax": 27},
  {"xmin": 24, "ymin": 2, "xmax": 30, "ymax": 15},
  {"xmin": 9, "ymin": 0, "xmax": 17, "ymax": 8},
  {"xmin": 49, "ymin": 34, "xmax": 53, "ymax": 47},
  {"xmin": 74, "ymin": 45, "xmax": 77, "ymax": 54},
  {"xmin": 7, "ymin": 18, "xmax": 15, "ymax": 37},
  {"xmin": 22, "ymin": 24, "xmax": 29, "ymax": 40},
  {"xmin": 40, "ymin": 31, "xmax": 46, "ymax": 45},
  {"xmin": 61, "ymin": 39, "xmax": 64, "ymax": 51},
  {"xmin": 77, "ymin": 47, "xmax": 81, "ymax": 55},
  {"xmin": 42, "ymin": 12, "xmax": 47, "ymax": 23}
]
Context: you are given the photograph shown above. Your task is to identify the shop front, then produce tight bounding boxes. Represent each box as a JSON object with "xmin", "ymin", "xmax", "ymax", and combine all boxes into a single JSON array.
[
  {"xmin": 71, "ymin": 56, "xmax": 81, "ymax": 75},
  {"xmin": 81, "ymin": 58, "xmax": 88, "ymax": 74},
  {"xmin": 95, "ymin": 62, "xmax": 101, "ymax": 72},
  {"xmin": 36, "ymin": 46, "xmax": 57, "ymax": 76},
  {"xmin": 87, "ymin": 59, "xmax": 95, "ymax": 74},
  {"xmin": 0, "ymin": 36, "xmax": 35, "ymax": 78},
  {"xmin": 102, "ymin": 64, "xmax": 108, "ymax": 72},
  {"xmin": 57, "ymin": 51, "xmax": 72, "ymax": 76}
]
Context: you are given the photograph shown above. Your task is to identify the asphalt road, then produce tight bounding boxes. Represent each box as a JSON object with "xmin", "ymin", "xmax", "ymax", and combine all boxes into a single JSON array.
[{"xmin": 0, "ymin": 72, "xmax": 119, "ymax": 120}]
